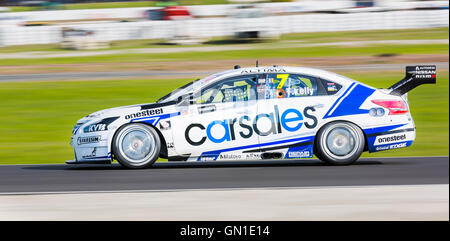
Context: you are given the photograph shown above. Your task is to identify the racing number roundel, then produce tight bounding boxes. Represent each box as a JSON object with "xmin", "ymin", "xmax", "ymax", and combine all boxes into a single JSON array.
[{"xmin": 276, "ymin": 89, "xmax": 286, "ymax": 98}]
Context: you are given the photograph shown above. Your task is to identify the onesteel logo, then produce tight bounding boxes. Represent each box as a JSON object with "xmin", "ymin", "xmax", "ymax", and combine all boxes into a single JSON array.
[
  {"xmin": 184, "ymin": 105, "xmax": 317, "ymax": 146},
  {"xmin": 378, "ymin": 134, "xmax": 406, "ymax": 143}
]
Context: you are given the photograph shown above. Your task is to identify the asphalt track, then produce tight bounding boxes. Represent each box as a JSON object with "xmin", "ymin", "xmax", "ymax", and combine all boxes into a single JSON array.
[{"xmin": 0, "ymin": 156, "xmax": 447, "ymax": 194}]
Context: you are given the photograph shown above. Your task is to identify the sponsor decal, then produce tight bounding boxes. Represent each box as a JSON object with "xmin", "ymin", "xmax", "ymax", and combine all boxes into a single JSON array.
[
  {"xmin": 199, "ymin": 156, "xmax": 216, "ymax": 161},
  {"xmin": 285, "ymin": 145, "xmax": 313, "ymax": 158},
  {"xmin": 86, "ymin": 123, "xmax": 106, "ymax": 132},
  {"xmin": 240, "ymin": 68, "xmax": 286, "ymax": 74},
  {"xmin": 375, "ymin": 142, "xmax": 408, "ymax": 151},
  {"xmin": 218, "ymin": 154, "xmax": 242, "ymax": 159},
  {"xmin": 289, "ymin": 87, "xmax": 314, "ymax": 96},
  {"xmin": 257, "ymin": 85, "xmax": 266, "ymax": 93},
  {"xmin": 167, "ymin": 142, "xmax": 175, "ymax": 149},
  {"xmin": 245, "ymin": 153, "xmax": 261, "ymax": 159},
  {"xmin": 374, "ymin": 132, "xmax": 412, "ymax": 146},
  {"xmin": 125, "ymin": 108, "xmax": 163, "ymax": 120},
  {"xmin": 214, "ymin": 153, "xmax": 262, "ymax": 160},
  {"xmin": 287, "ymin": 151, "xmax": 311, "ymax": 158},
  {"xmin": 413, "ymin": 66, "xmax": 436, "ymax": 79},
  {"xmin": 184, "ymin": 105, "xmax": 317, "ymax": 146},
  {"xmin": 82, "ymin": 147, "xmax": 97, "ymax": 159},
  {"xmin": 159, "ymin": 120, "xmax": 171, "ymax": 130},
  {"xmin": 377, "ymin": 134, "xmax": 406, "ymax": 144},
  {"xmin": 327, "ymin": 82, "xmax": 338, "ymax": 92},
  {"xmin": 83, "ymin": 116, "xmax": 119, "ymax": 133},
  {"xmin": 198, "ymin": 105, "xmax": 216, "ymax": 114},
  {"xmin": 77, "ymin": 135, "xmax": 101, "ymax": 145}
]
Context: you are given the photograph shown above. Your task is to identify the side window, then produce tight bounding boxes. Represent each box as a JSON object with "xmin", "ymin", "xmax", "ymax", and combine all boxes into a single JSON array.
[
  {"xmin": 319, "ymin": 78, "xmax": 342, "ymax": 95},
  {"xmin": 194, "ymin": 76, "xmax": 257, "ymax": 104},
  {"xmin": 265, "ymin": 73, "xmax": 318, "ymax": 99}
]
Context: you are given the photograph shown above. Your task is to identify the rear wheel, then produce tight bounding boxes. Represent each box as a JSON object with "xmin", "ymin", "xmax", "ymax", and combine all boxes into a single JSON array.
[
  {"xmin": 113, "ymin": 123, "xmax": 160, "ymax": 169},
  {"xmin": 315, "ymin": 121, "xmax": 365, "ymax": 165}
]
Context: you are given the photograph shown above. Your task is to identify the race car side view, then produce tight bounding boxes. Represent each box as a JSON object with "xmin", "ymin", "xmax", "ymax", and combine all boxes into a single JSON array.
[{"xmin": 67, "ymin": 65, "xmax": 436, "ymax": 168}]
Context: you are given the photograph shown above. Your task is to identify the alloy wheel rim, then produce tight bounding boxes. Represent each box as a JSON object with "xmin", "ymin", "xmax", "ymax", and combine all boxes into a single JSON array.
[
  {"xmin": 321, "ymin": 123, "xmax": 360, "ymax": 161},
  {"xmin": 118, "ymin": 127, "xmax": 155, "ymax": 164}
]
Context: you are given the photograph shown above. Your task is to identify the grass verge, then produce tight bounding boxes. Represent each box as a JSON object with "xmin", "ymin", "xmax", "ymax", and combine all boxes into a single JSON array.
[
  {"xmin": 1, "ymin": 27, "xmax": 448, "ymax": 54},
  {"xmin": 0, "ymin": 43, "xmax": 447, "ymax": 66},
  {"xmin": 7, "ymin": 1, "xmax": 230, "ymax": 12}
]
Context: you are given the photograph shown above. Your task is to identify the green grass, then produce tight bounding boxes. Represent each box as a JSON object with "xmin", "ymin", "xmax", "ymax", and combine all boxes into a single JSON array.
[
  {"xmin": 0, "ymin": 70, "xmax": 448, "ymax": 165},
  {"xmin": 0, "ymin": 39, "xmax": 191, "ymax": 54},
  {"xmin": 6, "ymin": 1, "xmax": 231, "ymax": 12},
  {"xmin": 281, "ymin": 27, "xmax": 450, "ymax": 43},
  {"xmin": 8, "ymin": 1, "xmax": 154, "ymax": 12},
  {"xmin": 0, "ymin": 43, "xmax": 447, "ymax": 66},
  {"xmin": 1, "ymin": 27, "xmax": 448, "ymax": 54}
]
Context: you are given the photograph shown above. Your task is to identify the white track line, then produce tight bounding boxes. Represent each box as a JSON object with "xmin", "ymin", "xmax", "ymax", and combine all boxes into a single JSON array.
[{"xmin": 0, "ymin": 184, "xmax": 447, "ymax": 220}]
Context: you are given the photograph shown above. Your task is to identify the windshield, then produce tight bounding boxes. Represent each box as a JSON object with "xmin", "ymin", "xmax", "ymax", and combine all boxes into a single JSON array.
[
  {"xmin": 156, "ymin": 74, "xmax": 219, "ymax": 103},
  {"xmin": 157, "ymin": 71, "xmax": 239, "ymax": 103},
  {"xmin": 157, "ymin": 80, "xmax": 195, "ymax": 103}
]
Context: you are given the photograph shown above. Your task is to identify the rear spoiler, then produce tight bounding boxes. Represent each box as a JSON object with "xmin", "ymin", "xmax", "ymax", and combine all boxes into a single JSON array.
[{"xmin": 388, "ymin": 65, "xmax": 436, "ymax": 96}]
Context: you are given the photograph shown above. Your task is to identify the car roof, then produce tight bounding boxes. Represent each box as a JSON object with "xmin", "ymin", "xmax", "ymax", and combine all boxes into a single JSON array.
[{"xmin": 204, "ymin": 66, "xmax": 357, "ymax": 87}]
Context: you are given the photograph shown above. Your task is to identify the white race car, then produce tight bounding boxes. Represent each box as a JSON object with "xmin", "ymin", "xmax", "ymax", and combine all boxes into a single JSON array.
[{"xmin": 68, "ymin": 65, "xmax": 436, "ymax": 168}]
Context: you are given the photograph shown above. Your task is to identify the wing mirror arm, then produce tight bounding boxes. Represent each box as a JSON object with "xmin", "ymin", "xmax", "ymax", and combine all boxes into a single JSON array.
[{"xmin": 177, "ymin": 93, "xmax": 195, "ymax": 106}]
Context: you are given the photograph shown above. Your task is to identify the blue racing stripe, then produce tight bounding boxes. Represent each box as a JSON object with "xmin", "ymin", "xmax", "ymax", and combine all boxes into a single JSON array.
[
  {"xmin": 130, "ymin": 112, "xmax": 181, "ymax": 126},
  {"xmin": 199, "ymin": 135, "xmax": 315, "ymax": 161},
  {"xmin": 363, "ymin": 124, "xmax": 407, "ymax": 135},
  {"xmin": 324, "ymin": 83, "xmax": 375, "ymax": 119},
  {"xmin": 323, "ymin": 82, "xmax": 355, "ymax": 118}
]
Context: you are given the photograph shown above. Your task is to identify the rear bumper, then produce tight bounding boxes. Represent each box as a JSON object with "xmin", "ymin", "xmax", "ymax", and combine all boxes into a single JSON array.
[{"xmin": 365, "ymin": 122, "xmax": 416, "ymax": 153}]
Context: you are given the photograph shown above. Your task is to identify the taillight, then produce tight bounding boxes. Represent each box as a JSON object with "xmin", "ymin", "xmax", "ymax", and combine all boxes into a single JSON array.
[{"xmin": 371, "ymin": 100, "xmax": 408, "ymax": 115}]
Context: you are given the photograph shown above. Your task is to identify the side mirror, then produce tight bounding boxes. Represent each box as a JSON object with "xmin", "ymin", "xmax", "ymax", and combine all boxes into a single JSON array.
[{"xmin": 177, "ymin": 93, "xmax": 195, "ymax": 106}]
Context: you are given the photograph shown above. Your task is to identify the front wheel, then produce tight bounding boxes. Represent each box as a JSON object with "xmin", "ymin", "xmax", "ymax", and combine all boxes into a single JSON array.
[
  {"xmin": 112, "ymin": 123, "xmax": 161, "ymax": 169},
  {"xmin": 315, "ymin": 121, "xmax": 365, "ymax": 165}
]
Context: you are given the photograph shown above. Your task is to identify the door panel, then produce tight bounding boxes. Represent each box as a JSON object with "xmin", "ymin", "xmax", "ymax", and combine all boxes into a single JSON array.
[
  {"xmin": 255, "ymin": 73, "xmax": 333, "ymax": 156},
  {"xmin": 171, "ymin": 75, "xmax": 259, "ymax": 159}
]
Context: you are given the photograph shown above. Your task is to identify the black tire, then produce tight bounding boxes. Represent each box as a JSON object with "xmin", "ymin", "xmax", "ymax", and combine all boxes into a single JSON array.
[
  {"xmin": 315, "ymin": 121, "xmax": 365, "ymax": 165},
  {"xmin": 112, "ymin": 123, "xmax": 161, "ymax": 169}
]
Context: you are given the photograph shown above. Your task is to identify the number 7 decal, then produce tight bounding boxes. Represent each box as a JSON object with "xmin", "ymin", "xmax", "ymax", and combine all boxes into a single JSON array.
[{"xmin": 276, "ymin": 74, "xmax": 289, "ymax": 89}]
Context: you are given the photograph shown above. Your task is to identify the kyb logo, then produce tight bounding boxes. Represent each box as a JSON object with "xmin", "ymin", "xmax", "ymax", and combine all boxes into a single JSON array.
[
  {"xmin": 184, "ymin": 105, "xmax": 317, "ymax": 146},
  {"xmin": 86, "ymin": 124, "xmax": 106, "ymax": 132}
]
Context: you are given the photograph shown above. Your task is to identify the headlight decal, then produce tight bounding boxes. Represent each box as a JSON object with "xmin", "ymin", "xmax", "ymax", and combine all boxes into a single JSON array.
[{"xmin": 72, "ymin": 125, "xmax": 81, "ymax": 135}]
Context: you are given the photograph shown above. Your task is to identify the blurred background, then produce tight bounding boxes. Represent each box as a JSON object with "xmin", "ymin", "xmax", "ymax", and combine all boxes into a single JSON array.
[{"xmin": 0, "ymin": 0, "xmax": 448, "ymax": 164}]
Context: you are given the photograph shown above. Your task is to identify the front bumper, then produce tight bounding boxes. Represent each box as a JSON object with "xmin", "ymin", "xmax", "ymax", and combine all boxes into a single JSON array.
[
  {"xmin": 66, "ymin": 159, "xmax": 111, "ymax": 165},
  {"xmin": 70, "ymin": 132, "xmax": 112, "ymax": 164}
]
